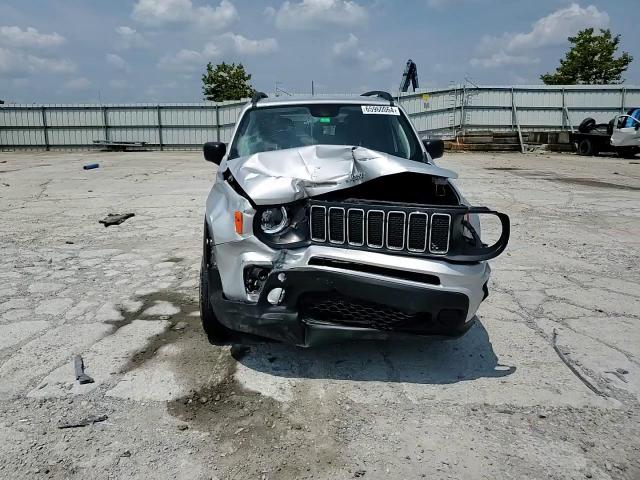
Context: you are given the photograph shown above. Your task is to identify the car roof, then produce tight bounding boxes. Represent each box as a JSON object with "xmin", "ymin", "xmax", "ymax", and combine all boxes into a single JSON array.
[{"xmin": 254, "ymin": 95, "xmax": 393, "ymax": 108}]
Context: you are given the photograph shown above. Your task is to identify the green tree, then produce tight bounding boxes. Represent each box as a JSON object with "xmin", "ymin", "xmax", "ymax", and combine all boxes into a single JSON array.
[
  {"xmin": 541, "ymin": 28, "xmax": 633, "ymax": 85},
  {"xmin": 202, "ymin": 62, "xmax": 255, "ymax": 101}
]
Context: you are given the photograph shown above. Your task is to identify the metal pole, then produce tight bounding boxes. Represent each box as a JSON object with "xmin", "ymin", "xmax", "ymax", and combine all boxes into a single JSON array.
[
  {"xmin": 102, "ymin": 105, "xmax": 109, "ymax": 141},
  {"xmin": 460, "ymin": 85, "xmax": 466, "ymax": 133},
  {"xmin": 215, "ymin": 104, "xmax": 220, "ymax": 142},
  {"xmin": 561, "ymin": 88, "xmax": 566, "ymax": 130},
  {"xmin": 157, "ymin": 105, "xmax": 163, "ymax": 151},
  {"xmin": 510, "ymin": 87, "xmax": 515, "ymax": 130},
  {"xmin": 621, "ymin": 87, "xmax": 626, "ymax": 113},
  {"xmin": 511, "ymin": 90, "xmax": 525, "ymax": 154},
  {"xmin": 311, "ymin": 80, "xmax": 315, "ymax": 96},
  {"xmin": 41, "ymin": 106, "xmax": 50, "ymax": 151}
]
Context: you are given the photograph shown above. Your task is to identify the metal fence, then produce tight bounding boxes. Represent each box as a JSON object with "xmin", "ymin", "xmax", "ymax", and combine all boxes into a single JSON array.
[
  {"xmin": 402, "ymin": 84, "xmax": 640, "ymax": 136},
  {"xmin": 1, "ymin": 85, "xmax": 639, "ymax": 150}
]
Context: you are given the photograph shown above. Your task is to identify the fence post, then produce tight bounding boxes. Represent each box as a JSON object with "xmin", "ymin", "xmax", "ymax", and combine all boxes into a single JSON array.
[
  {"xmin": 41, "ymin": 106, "xmax": 50, "ymax": 151},
  {"xmin": 460, "ymin": 85, "xmax": 466, "ymax": 133},
  {"xmin": 510, "ymin": 87, "xmax": 515, "ymax": 130},
  {"xmin": 157, "ymin": 105, "xmax": 163, "ymax": 151},
  {"xmin": 511, "ymin": 89, "xmax": 525, "ymax": 154},
  {"xmin": 215, "ymin": 103, "xmax": 220, "ymax": 142},
  {"xmin": 561, "ymin": 88, "xmax": 566, "ymax": 130},
  {"xmin": 101, "ymin": 105, "xmax": 109, "ymax": 141}
]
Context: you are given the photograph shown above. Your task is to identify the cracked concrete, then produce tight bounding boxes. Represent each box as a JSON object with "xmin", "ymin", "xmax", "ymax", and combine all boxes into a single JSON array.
[{"xmin": 0, "ymin": 150, "xmax": 638, "ymax": 479}]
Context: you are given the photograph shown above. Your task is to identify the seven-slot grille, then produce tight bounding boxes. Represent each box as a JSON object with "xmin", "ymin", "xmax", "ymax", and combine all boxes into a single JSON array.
[{"xmin": 310, "ymin": 204, "xmax": 451, "ymax": 255}]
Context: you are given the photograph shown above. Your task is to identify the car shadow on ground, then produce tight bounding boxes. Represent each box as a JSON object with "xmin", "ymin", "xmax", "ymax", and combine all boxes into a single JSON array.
[{"xmin": 232, "ymin": 318, "xmax": 516, "ymax": 385}]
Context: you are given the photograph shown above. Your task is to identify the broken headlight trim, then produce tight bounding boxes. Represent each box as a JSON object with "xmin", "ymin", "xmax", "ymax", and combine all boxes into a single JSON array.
[
  {"xmin": 253, "ymin": 202, "xmax": 310, "ymax": 248},
  {"xmin": 260, "ymin": 207, "xmax": 289, "ymax": 234}
]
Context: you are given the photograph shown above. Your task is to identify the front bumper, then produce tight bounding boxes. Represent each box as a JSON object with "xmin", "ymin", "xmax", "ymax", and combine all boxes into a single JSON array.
[{"xmin": 208, "ymin": 245, "xmax": 490, "ymax": 346}]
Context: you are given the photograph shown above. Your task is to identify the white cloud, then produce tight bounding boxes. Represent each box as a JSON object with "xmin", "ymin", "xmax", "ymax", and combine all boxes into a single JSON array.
[
  {"xmin": 115, "ymin": 26, "xmax": 149, "ymax": 49},
  {"xmin": 219, "ymin": 33, "xmax": 278, "ymax": 55},
  {"xmin": 0, "ymin": 26, "xmax": 65, "ymax": 49},
  {"xmin": 203, "ymin": 42, "xmax": 222, "ymax": 58},
  {"xmin": 27, "ymin": 56, "xmax": 76, "ymax": 73},
  {"xmin": 273, "ymin": 0, "xmax": 368, "ymax": 30},
  {"xmin": 331, "ymin": 34, "xmax": 392, "ymax": 72},
  {"xmin": 478, "ymin": 3, "xmax": 609, "ymax": 54},
  {"xmin": 470, "ymin": 52, "xmax": 539, "ymax": 69},
  {"xmin": 106, "ymin": 53, "xmax": 129, "ymax": 71},
  {"xmin": 132, "ymin": 0, "xmax": 237, "ymax": 28},
  {"xmin": 371, "ymin": 57, "xmax": 393, "ymax": 73},
  {"xmin": 64, "ymin": 77, "xmax": 91, "ymax": 90},
  {"xmin": 471, "ymin": 3, "xmax": 609, "ymax": 70},
  {"xmin": 507, "ymin": 3, "xmax": 608, "ymax": 51},
  {"xmin": 0, "ymin": 47, "xmax": 75, "ymax": 77},
  {"xmin": 109, "ymin": 79, "xmax": 128, "ymax": 89},
  {"xmin": 157, "ymin": 49, "xmax": 204, "ymax": 72},
  {"xmin": 159, "ymin": 32, "xmax": 277, "ymax": 77}
]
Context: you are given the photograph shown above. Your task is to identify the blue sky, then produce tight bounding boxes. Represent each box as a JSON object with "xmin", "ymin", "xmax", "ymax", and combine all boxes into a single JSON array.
[{"xmin": 0, "ymin": 0, "xmax": 638, "ymax": 103}]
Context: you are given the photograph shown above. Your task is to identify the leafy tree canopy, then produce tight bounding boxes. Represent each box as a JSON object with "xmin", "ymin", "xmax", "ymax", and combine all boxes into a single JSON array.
[
  {"xmin": 202, "ymin": 62, "xmax": 254, "ymax": 102},
  {"xmin": 541, "ymin": 28, "xmax": 633, "ymax": 85}
]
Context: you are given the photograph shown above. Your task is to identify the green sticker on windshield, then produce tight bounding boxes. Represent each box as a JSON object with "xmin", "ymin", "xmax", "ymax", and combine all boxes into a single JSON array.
[{"xmin": 319, "ymin": 117, "xmax": 331, "ymax": 123}]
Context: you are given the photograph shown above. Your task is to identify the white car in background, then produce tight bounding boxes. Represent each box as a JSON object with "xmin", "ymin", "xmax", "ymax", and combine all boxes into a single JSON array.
[{"xmin": 611, "ymin": 108, "xmax": 640, "ymax": 158}]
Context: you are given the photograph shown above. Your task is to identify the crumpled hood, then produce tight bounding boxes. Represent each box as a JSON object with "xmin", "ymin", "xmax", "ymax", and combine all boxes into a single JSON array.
[{"xmin": 226, "ymin": 145, "xmax": 457, "ymax": 205}]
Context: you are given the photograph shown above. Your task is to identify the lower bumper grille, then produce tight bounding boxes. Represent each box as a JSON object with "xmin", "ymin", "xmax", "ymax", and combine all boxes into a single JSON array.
[{"xmin": 299, "ymin": 292, "xmax": 430, "ymax": 331}]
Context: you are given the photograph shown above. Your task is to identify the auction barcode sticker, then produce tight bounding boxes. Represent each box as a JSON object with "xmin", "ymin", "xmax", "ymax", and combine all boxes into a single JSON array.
[{"xmin": 361, "ymin": 105, "xmax": 400, "ymax": 115}]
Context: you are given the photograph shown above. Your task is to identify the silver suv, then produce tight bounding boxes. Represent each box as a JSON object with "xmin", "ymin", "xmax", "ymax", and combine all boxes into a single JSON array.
[{"xmin": 200, "ymin": 92, "xmax": 510, "ymax": 346}]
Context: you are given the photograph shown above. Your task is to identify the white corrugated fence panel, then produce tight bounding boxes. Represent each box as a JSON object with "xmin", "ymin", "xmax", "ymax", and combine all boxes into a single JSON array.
[{"xmin": 2, "ymin": 88, "xmax": 640, "ymax": 149}]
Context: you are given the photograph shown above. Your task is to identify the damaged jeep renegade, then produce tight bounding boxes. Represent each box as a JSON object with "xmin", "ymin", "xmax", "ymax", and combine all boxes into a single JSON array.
[{"xmin": 200, "ymin": 91, "xmax": 510, "ymax": 346}]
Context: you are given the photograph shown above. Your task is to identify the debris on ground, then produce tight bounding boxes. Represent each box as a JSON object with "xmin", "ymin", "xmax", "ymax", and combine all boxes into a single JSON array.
[
  {"xmin": 172, "ymin": 321, "xmax": 188, "ymax": 331},
  {"xmin": 57, "ymin": 414, "xmax": 108, "ymax": 429},
  {"xmin": 74, "ymin": 355, "xmax": 94, "ymax": 384},
  {"xmin": 83, "ymin": 163, "xmax": 100, "ymax": 170},
  {"xmin": 99, "ymin": 213, "xmax": 135, "ymax": 227},
  {"xmin": 605, "ymin": 369, "xmax": 629, "ymax": 383}
]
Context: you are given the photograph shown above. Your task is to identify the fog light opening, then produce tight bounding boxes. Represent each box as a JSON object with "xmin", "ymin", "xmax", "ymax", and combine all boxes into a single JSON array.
[
  {"xmin": 244, "ymin": 266, "xmax": 271, "ymax": 294},
  {"xmin": 267, "ymin": 288, "xmax": 285, "ymax": 305}
]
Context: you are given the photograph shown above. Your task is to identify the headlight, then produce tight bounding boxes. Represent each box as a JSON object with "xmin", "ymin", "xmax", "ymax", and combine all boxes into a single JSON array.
[{"xmin": 260, "ymin": 207, "xmax": 289, "ymax": 234}]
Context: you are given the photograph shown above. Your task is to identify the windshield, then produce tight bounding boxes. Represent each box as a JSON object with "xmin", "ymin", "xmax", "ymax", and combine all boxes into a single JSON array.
[{"xmin": 229, "ymin": 104, "xmax": 423, "ymax": 161}]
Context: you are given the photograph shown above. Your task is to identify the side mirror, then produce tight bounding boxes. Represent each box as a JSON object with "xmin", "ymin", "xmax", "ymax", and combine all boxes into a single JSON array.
[
  {"xmin": 422, "ymin": 139, "xmax": 444, "ymax": 160},
  {"xmin": 203, "ymin": 142, "xmax": 226, "ymax": 165}
]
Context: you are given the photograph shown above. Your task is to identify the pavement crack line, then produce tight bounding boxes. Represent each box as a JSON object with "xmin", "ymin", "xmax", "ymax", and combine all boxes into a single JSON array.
[{"xmin": 552, "ymin": 328, "xmax": 606, "ymax": 398}]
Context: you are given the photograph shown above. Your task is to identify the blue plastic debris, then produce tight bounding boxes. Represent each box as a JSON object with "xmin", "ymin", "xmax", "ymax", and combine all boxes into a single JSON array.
[{"xmin": 83, "ymin": 163, "xmax": 99, "ymax": 170}]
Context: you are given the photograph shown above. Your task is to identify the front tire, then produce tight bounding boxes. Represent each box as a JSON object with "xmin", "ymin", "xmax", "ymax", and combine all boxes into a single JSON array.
[{"xmin": 200, "ymin": 226, "xmax": 230, "ymax": 343}]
